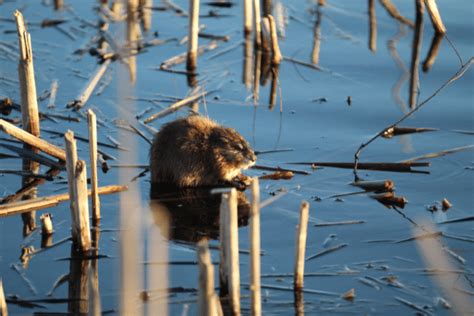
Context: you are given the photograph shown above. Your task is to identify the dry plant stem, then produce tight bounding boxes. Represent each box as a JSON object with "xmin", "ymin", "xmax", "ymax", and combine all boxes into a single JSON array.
[
  {"xmin": 88, "ymin": 110, "xmax": 101, "ymax": 224},
  {"xmin": 0, "ymin": 279, "xmax": 7, "ymax": 316},
  {"xmin": 54, "ymin": 0, "xmax": 63, "ymax": 10},
  {"xmin": 68, "ymin": 59, "xmax": 111, "ymax": 109},
  {"xmin": 306, "ymin": 243, "xmax": 348, "ymax": 261},
  {"xmin": 368, "ymin": 0, "xmax": 377, "ymax": 52},
  {"xmin": 351, "ymin": 179, "xmax": 394, "ymax": 192},
  {"xmin": 0, "ymin": 185, "xmax": 127, "ymax": 216},
  {"xmin": 225, "ymin": 189, "xmax": 241, "ymax": 315},
  {"xmin": 250, "ymin": 178, "xmax": 261, "ymax": 316},
  {"xmin": 163, "ymin": 41, "xmax": 217, "ymax": 69},
  {"xmin": 243, "ymin": 0, "xmax": 253, "ymax": 36},
  {"xmin": 253, "ymin": 0, "xmax": 262, "ymax": 48},
  {"xmin": 311, "ymin": 5, "xmax": 322, "ymax": 65},
  {"xmin": 400, "ymin": 144, "xmax": 474, "ymax": 163},
  {"xmin": 0, "ymin": 119, "xmax": 66, "ymax": 161},
  {"xmin": 353, "ymin": 57, "xmax": 474, "ymax": 180},
  {"xmin": 243, "ymin": 36, "xmax": 253, "ymax": 89},
  {"xmin": 65, "ymin": 131, "xmax": 91, "ymax": 252},
  {"xmin": 143, "ymin": 89, "xmax": 212, "ymax": 123},
  {"xmin": 294, "ymin": 201, "xmax": 309, "ymax": 290},
  {"xmin": 424, "ymin": 0, "xmax": 446, "ymax": 34},
  {"xmin": 197, "ymin": 239, "xmax": 220, "ymax": 316},
  {"xmin": 378, "ymin": 0, "xmax": 414, "ymax": 28},
  {"xmin": 40, "ymin": 213, "xmax": 53, "ymax": 235},
  {"xmin": 187, "ymin": 0, "xmax": 200, "ymax": 71},
  {"xmin": 0, "ymin": 168, "xmax": 61, "ymax": 204},
  {"xmin": 292, "ymin": 161, "xmax": 428, "ymax": 171},
  {"xmin": 267, "ymin": 15, "xmax": 281, "ymax": 65},
  {"xmin": 15, "ymin": 11, "xmax": 40, "ymax": 139},
  {"xmin": 0, "ymin": 143, "xmax": 64, "ymax": 170},
  {"xmin": 252, "ymin": 164, "xmax": 310, "ymax": 175},
  {"xmin": 15, "ymin": 10, "xmax": 41, "ymax": 233},
  {"xmin": 408, "ymin": 0, "xmax": 424, "ymax": 109}
]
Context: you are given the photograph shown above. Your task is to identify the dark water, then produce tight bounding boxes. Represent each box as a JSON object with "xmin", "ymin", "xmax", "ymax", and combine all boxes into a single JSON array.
[{"xmin": 1, "ymin": 0, "xmax": 473, "ymax": 314}]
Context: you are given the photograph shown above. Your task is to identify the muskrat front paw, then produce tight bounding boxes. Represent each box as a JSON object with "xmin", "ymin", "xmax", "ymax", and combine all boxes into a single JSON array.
[{"xmin": 230, "ymin": 174, "xmax": 252, "ymax": 190}]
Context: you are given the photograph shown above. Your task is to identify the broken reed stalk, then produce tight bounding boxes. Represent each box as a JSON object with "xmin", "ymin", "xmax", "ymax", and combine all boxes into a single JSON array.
[
  {"xmin": 0, "ymin": 185, "xmax": 127, "ymax": 217},
  {"xmin": 54, "ymin": 0, "xmax": 63, "ymax": 10},
  {"xmin": 0, "ymin": 119, "xmax": 66, "ymax": 161},
  {"xmin": 15, "ymin": 10, "xmax": 41, "ymax": 234},
  {"xmin": 197, "ymin": 239, "xmax": 221, "ymax": 316},
  {"xmin": 139, "ymin": 0, "xmax": 153, "ymax": 32},
  {"xmin": 67, "ymin": 59, "xmax": 111, "ymax": 110},
  {"xmin": 379, "ymin": 0, "xmax": 414, "ymax": 27},
  {"xmin": 14, "ymin": 10, "xmax": 40, "ymax": 139},
  {"xmin": 253, "ymin": 49, "xmax": 262, "ymax": 102},
  {"xmin": 290, "ymin": 161, "xmax": 429, "ymax": 172},
  {"xmin": 368, "ymin": 0, "xmax": 377, "ymax": 52},
  {"xmin": 187, "ymin": 0, "xmax": 200, "ymax": 71},
  {"xmin": 244, "ymin": 0, "xmax": 253, "ymax": 36},
  {"xmin": 267, "ymin": 15, "xmax": 281, "ymax": 65},
  {"xmin": 424, "ymin": 0, "xmax": 446, "ymax": 34},
  {"xmin": 88, "ymin": 110, "xmax": 101, "ymax": 224},
  {"xmin": 223, "ymin": 188, "xmax": 241, "ymax": 314},
  {"xmin": 351, "ymin": 179, "xmax": 394, "ymax": 192},
  {"xmin": 250, "ymin": 178, "xmax": 261, "ymax": 316},
  {"xmin": 409, "ymin": 0, "xmax": 424, "ymax": 109},
  {"xmin": 40, "ymin": 213, "xmax": 53, "ymax": 235},
  {"xmin": 143, "ymin": 89, "xmax": 211, "ymax": 123},
  {"xmin": 253, "ymin": 0, "xmax": 262, "ymax": 48},
  {"xmin": 294, "ymin": 201, "xmax": 309, "ymax": 290},
  {"xmin": 243, "ymin": 36, "xmax": 253, "ymax": 89},
  {"xmin": 65, "ymin": 131, "xmax": 91, "ymax": 252},
  {"xmin": 311, "ymin": 5, "xmax": 322, "ymax": 65},
  {"xmin": 0, "ymin": 279, "xmax": 7, "ymax": 316},
  {"xmin": 162, "ymin": 41, "xmax": 217, "ymax": 70}
]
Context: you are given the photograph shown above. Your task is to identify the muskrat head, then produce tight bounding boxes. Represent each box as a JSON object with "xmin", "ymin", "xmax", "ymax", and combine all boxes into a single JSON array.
[{"xmin": 209, "ymin": 127, "xmax": 256, "ymax": 172}]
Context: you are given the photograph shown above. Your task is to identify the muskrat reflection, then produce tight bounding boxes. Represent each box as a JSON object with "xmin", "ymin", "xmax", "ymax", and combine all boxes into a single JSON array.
[{"xmin": 150, "ymin": 184, "xmax": 250, "ymax": 243}]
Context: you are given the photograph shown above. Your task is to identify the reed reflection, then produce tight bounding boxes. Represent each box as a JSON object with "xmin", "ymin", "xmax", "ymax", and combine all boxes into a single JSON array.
[{"xmin": 408, "ymin": 0, "xmax": 424, "ymax": 109}]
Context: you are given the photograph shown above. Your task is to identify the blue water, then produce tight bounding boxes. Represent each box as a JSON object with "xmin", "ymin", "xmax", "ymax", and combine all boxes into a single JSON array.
[{"xmin": 1, "ymin": 0, "xmax": 473, "ymax": 314}]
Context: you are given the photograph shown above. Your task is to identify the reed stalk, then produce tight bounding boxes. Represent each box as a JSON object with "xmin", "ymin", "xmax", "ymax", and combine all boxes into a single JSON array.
[
  {"xmin": 294, "ymin": 201, "xmax": 309, "ymax": 290},
  {"xmin": 65, "ymin": 131, "xmax": 91, "ymax": 252},
  {"xmin": 87, "ymin": 110, "xmax": 101, "ymax": 224},
  {"xmin": 250, "ymin": 178, "xmax": 261, "ymax": 316},
  {"xmin": 187, "ymin": 0, "xmax": 200, "ymax": 71}
]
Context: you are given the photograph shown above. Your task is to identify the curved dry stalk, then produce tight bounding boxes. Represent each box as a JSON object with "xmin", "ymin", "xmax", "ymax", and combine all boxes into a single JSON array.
[{"xmin": 353, "ymin": 57, "xmax": 474, "ymax": 181}]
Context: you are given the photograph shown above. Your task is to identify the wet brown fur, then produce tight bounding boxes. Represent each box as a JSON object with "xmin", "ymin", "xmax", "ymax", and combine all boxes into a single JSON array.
[{"xmin": 150, "ymin": 115, "xmax": 256, "ymax": 187}]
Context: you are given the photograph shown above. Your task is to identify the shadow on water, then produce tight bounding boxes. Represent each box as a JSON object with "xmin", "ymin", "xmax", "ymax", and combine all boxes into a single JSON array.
[{"xmin": 149, "ymin": 184, "xmax": 250, "ymax": 243}]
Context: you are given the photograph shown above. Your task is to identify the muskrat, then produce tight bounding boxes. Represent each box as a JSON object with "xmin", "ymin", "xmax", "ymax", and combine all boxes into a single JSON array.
[{"xmin": 150, "ymin": 115, "xmax": 256, "ymax": 188}]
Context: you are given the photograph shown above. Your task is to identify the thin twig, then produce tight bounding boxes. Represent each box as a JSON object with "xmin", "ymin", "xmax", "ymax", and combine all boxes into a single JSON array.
[{"xmin": 353, "ymin": 57, "xmax": 474, "ymax": 180}]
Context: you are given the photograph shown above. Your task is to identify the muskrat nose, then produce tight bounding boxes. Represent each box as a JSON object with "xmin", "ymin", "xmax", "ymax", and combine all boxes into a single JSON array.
[{"xmin": 249, "ymin": 152, "xmax": 257, "ymax": 162}]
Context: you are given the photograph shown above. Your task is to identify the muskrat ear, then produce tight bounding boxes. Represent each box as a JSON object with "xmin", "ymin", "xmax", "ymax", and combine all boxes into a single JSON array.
[{"xmin": 209, "ymin": 128, "xmax": 230, "ymax": 144}]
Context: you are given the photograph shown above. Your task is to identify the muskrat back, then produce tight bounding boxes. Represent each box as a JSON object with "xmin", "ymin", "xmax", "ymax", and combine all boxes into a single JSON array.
[{"xmin": 150, "ymin": 115, "xmax": 256, "ymax": 187}]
